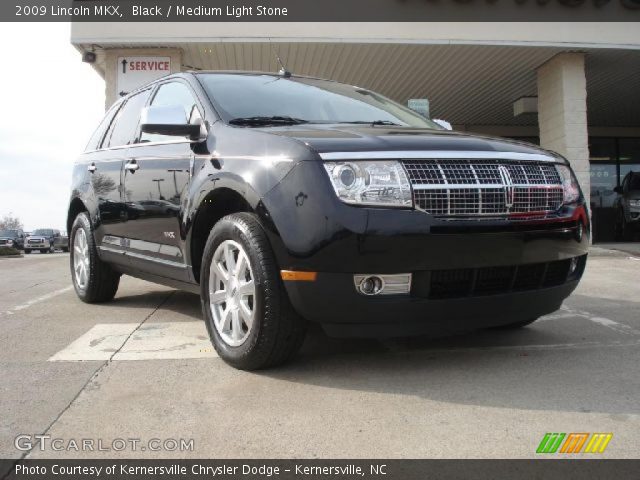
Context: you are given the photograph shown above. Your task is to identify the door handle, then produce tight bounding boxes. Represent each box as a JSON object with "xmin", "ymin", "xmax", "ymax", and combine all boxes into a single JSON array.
[
  {"xmin": 125, "ymin": 161, "xmax": 139, "ymax": 172},
  {"xmin": 87, "ymin": 163, "xmax": 97, "ymax": 173}
]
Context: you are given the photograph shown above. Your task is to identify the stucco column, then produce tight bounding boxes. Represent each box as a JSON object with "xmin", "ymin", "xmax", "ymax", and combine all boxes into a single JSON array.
[
  {"xmin": 103, "ymin": 48, "xmax": 182, "ymax": 109},
  {"xmin": 537, "ymin": 53, "xmax": 590, "ymax": 206}
]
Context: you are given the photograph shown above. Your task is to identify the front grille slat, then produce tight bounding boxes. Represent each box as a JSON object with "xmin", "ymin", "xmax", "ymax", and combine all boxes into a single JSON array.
[{"xmin": 403, "ymin": 159, "xmax": 564, "ymax": 217}]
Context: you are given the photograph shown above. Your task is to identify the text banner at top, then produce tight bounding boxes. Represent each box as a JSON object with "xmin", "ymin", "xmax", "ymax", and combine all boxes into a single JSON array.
[{"xmin": 5, "ymin": 0, "xmax": 640, "ymax": 22}]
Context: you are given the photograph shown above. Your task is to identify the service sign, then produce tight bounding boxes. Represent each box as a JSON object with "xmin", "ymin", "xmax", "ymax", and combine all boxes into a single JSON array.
[{"xmin": 116, "ymin": 56, "xmax": 171, "ymax": 97}]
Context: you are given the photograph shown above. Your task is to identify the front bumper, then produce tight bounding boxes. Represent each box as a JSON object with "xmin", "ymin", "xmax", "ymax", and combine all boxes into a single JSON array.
[
  {"xmin": 263, "ymin": 161, "xmax": 589, "ymax": 337},
  {"xmin": 25, "ymin": 242, "xmax": 48, "ymax": 249},
  {"xmin": 284, "ymin": 253, "xmax": 585, "ymax": 337}
]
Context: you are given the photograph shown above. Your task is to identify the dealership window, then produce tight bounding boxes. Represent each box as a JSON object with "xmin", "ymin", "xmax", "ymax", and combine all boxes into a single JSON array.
[
  {"xmin": 589, "ymin": 138, "xmax": 617, "ymax": 209},
  {"xmin": 588, "ymin": 137, "xmax": 640, "ymax": 209},
  {"xmin": 619, "ymin": 138, "xmax": 640, "ymax": 180}
]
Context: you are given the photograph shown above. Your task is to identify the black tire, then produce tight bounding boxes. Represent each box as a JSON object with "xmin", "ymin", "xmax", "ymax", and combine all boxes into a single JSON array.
[
  {"xmin": 24, "ymin": 249, "xmax": 31, "ymax": 255},
  {"xmin": 70, "ymin": 212, "xmax": 120, "ymax": 303},
  {"xmin": 39, "ymin": 250, "xmax": 46, "ymax": 254},
  {"xmin": 200, "ymin": 212, "xmax": 306, "ymax": 370},
  {"xmin": 493, "ymin": 317, "xmax": 539, "ymax": 330},
  {"xmin": 62, "ymin": 247, "xmax": 69, "ymax": 253},
  {"xmin": 614, "ymin": 209, "xmax": 633, "ymax": 241}
]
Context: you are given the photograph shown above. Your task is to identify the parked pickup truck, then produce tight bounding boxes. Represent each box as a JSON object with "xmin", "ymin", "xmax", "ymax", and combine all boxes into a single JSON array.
[
  {"xmin": 24, "ymin": 229, "xmax": 69, "ymax": 254},
  {"xmin": 0, "ymin": 229, "xmax": 26, "ymax": 250},
  {"xmin": 67, "ymin": 71, "xmax": 589, "ymax": 370}
]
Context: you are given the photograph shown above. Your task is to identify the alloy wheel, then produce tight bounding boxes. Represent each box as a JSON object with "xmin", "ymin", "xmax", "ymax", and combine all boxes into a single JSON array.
[
  {"xmin": 73, "ymin": 228, "xmax": 89, "ymax": 289},
  {"xmin": 208, "ymin": 240, "xmax": 256, "ymax": 347}
]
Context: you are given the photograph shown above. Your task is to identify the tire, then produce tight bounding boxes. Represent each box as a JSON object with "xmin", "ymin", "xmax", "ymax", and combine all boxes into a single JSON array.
[
  {"xmin": 70, "ymin": 212, "xmax": 120, "ymax": 303},
  {"xmin": 62, "ymin": 247, "xmax": 69, "ymax": 253},
  {"xmin": 493, "ymin": 317, "xmax": 539, "ymax": 330},
  {"xmin": 615, "ymin": 209, "xmax": 633, "ymax": 241},
  {"xmin": 200, "ymin": 212, "xmax": 306, "ymax": 370},
  {"xmin": 39, "ymin": 250, "xmax": 46, "ymax": 254},
  {"xmin": 24, "ymin": 249, "xmax": 31, "ymax": 255}
]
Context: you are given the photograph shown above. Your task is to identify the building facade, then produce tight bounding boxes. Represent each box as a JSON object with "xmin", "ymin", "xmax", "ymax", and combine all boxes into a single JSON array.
[{"xmin": 71, "ymin": 22, "xmax": 640, "ymax": 241}]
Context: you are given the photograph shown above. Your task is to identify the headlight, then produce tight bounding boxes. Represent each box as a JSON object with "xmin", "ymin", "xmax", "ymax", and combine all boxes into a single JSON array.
[
  {"xmin": 556, "ymin": 165, "xmax": 580, "ymax": 204},
  {"xmin": 6, "ymin": 240, "xmax": 13, "ymax": 246},
  {"xmin": 323, "ymin": 161, "xmax": 413, "ymax": 207},
  {"xmin": 630, "ymin": 199, "xmax": 640, "ymax": 208}
]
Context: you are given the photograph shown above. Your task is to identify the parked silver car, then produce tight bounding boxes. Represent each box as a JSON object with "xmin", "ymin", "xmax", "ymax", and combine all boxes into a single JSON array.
[{"xmin": 614, "ymin": 171, "xmax": 640, "ymax": 241}]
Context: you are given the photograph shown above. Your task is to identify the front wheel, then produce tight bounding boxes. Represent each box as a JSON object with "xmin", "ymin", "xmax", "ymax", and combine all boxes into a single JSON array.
[
  {"xmin": 614, "ymin": 209, "xmax": 633, "ymax": 241},
  {"xmin": 201, "ymin": 213, "xmax": 306, "ymax": 370},
  {"xmin": 70, "ymin": 212, "xmax": 120, "ymax": 303}
]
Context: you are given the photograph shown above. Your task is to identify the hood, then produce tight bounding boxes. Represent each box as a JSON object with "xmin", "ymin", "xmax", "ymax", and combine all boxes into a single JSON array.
[{"xmin": 257, "ymin": 124, "xmax": 561, "ymax": 161}]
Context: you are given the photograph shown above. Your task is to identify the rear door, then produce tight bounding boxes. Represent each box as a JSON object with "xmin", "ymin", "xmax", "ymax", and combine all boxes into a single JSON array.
[
  {"xmin": 94, "ymin": 89, "xmax": 152, "ymax": 255},
  {"xmin": 121, "ymin": 80, "xmax": 204, "ymax": 280}
]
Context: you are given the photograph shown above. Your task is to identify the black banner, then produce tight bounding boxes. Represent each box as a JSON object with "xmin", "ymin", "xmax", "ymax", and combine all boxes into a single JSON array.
[
  {"xmin": 2, "ymin": 460, "xmax": 640, "ymax": 480},
  {"xmin": 5, "ymin": 0, "xmax": 640, "ymax": 22}
]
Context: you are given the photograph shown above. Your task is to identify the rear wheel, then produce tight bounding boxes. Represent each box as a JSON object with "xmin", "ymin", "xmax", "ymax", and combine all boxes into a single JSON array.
[
  {"xmin": 70, "ymin": 212, "xmax": 120, "ymax": 303},
  {"xmin": 24, "ymin": 249, "xmax": 31, "ymax": 255},
  {"xmin": 201, "ymin": 213, "xmax": 306, "ymax": 370}
]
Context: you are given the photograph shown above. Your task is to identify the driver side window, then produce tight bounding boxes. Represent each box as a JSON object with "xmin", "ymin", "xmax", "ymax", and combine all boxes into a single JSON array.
[{"xmin": 140, "ymin": 82, "xmax": 202, "ymax": 143}]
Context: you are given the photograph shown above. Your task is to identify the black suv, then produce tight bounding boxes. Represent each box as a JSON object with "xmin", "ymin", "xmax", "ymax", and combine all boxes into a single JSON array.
[
  {"xmin": 68, "ymin": 72, "xmax": 589, "ymax": 369},
  {"xmin": 613, "ymin": 171, "xmax": 640, "ymax": 240}
]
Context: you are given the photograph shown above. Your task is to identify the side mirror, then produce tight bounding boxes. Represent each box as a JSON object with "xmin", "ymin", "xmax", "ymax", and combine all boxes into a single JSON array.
[
  {"xmin": 433, "ymin": 119, "xmax": 453, "ymax": 131},
  {"xmin": 140, "ymin": 105, "xmax": 204, "ymax": 141},
  {"xmin": 613, "ymin": 186, "xmax": 623, "ymax": 194}
]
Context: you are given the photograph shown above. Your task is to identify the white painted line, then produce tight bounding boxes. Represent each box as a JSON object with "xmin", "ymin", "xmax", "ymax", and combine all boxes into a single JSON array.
[
  {"xmin": 2, "ymin": 286, "xmax": 74, "ymax": 317},
  {"xmin": 560, "ymin": 305, "xmax": 640, "ymax": 336},
  {"xmin": 115, "ymin": 322, "xmax": 216, "ymax": 360},
  {"xmin": 49, "ymin": 323, "xmax": 139, "ymax": 361},
  {"xmin": 49, "ymin": 322, "xmax": 217, "ymax": 362}
]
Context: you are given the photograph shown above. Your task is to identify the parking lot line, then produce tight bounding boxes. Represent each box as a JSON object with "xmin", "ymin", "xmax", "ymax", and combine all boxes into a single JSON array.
[
  {"xmin": 49, "ymin": 321, "xmax": 217, "ymax": 361},
  {"xmin": 1, "ymin": 285, "xmax": 74, "ymax": 317}
]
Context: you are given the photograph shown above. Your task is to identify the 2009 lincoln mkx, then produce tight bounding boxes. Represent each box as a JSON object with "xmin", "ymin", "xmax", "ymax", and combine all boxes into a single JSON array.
[{"xmin": 67, "ymin": 72, "xmax": 589, "ymax": 369}]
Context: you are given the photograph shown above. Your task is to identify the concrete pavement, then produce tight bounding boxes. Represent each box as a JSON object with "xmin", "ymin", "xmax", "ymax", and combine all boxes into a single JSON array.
[{"xmin": 1, "ymin": 249, "xmax": 639, "ymax": 459}]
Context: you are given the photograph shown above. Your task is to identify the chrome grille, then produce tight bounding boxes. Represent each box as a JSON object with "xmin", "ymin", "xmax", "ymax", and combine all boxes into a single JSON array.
[{"xmin": 403, "ymin": 159, "xmax": 564, "ymax": 217}]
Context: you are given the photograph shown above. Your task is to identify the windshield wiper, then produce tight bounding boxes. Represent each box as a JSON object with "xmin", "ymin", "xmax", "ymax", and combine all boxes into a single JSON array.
[
  {"xmin": 228, "ymin": 116, "xmax": 309, "ymax": 126},
  {"xmin": 337, "ymin": 120, "xmax": 400, "ymax": 126}
]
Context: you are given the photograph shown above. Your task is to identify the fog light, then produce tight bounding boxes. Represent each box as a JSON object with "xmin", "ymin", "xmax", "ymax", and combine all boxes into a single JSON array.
[
  {"xmin": 569, "ymin": 257, "xmax": 578, "ymax": 274},
  {"xmin": 575, "ymin": 222, "xmax": 583, "ymax": 242},
  {"xmin": 359, "ymin": 276, "xmax": 383, "ymax": 295},
  {"xmin": 354, "ymin": 274, "xmax": 412, "ymax": 296}
]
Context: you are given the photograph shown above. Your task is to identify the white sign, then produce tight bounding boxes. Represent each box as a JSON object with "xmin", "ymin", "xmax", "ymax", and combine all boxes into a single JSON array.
[{"xmin": 116, "ymin": 56, "xmax": 171, "ymax": 97}]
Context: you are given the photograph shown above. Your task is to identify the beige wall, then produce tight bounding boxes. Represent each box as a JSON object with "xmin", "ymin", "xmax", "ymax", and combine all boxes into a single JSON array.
[{"xmin": 537, "ymin": 53, "xmax": 590, "ymax": 205}]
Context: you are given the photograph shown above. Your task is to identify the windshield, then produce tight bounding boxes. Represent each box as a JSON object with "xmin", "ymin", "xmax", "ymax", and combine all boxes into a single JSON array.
[
  {"xmin": 33, "ymin": 229, "xmax": 53, "ymax": 236},
  {"xmin": 0, "ymin": 230, "xmax": 18, "ymax": 237},
  {"xmin": 197, "ymin": 74, "xmax": 440, "ymax": 128}
]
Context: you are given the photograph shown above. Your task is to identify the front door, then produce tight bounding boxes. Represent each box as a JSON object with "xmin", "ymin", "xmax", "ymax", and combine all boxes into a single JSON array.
[{"xmin": 121, "ymin": 80, "xmax": 203, "ymax": 280}]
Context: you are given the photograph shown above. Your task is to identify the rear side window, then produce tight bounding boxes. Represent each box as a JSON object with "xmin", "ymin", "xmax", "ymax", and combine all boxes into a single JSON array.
[
  {"xmin": 105, "ymin": 89, "xmax": 151, "ymax": 148},
  {"xmin": 85, "ymin": 102, "xmax": 122, "ymax": 152}
]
